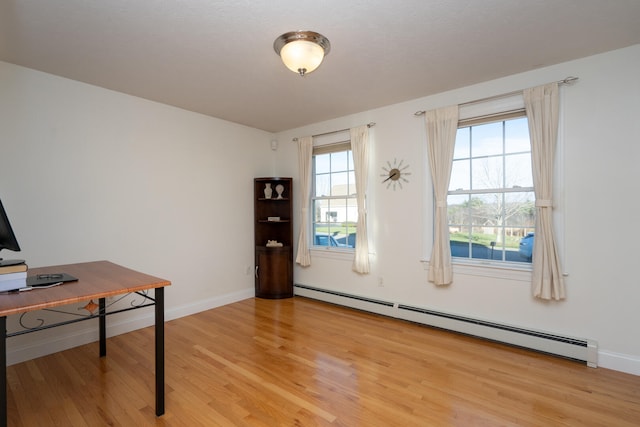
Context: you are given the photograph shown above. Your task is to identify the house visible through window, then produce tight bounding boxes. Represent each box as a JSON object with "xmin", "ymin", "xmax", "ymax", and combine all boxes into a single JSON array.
[
  {"xmin": 312, "ymin": 141, "xmax": 356, "ymax": 250},
  {"xmin": 448, "ymin": 115, "xmax": 535, "ymax": 263}
]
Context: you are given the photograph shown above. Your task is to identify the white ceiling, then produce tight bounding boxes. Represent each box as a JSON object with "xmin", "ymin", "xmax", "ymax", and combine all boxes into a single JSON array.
[{"xmin": 2, "ymin": 0, "xmax": 639, "ymax": 133}]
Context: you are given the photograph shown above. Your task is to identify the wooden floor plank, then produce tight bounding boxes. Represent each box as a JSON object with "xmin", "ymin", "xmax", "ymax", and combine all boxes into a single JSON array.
[{"xmin": 6, "ymin": 296, "xmax": 640, "ymax": 426}]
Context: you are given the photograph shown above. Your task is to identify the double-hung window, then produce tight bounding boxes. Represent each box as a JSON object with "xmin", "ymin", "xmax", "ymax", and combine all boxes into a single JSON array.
[
  {"xmin": 448, "ymin": 114, "xmax": 535, "ymax": 264},
  {"xmin": 311, "ymin": 141, "xmax": 357, "ymax": 250}
]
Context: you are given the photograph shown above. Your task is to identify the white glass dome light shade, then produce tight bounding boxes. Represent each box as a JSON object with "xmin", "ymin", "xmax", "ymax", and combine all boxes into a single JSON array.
[
  {"xmin": 280, "ymin": 40, "xmax": 325, "ymax": 76},
  {"xmin": 274, "ymin": 31, "xmax": 331, "ymax": 77}
]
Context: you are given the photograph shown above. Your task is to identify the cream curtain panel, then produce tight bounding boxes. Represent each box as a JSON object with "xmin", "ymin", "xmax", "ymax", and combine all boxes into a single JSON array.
[
  {"xmin": 350, "ymin": 125, "xmax": 371, "ymax": 274},
  {"xmin": 524, "ymin": 83, "xmax": 566, "ymax": 300},
  {"xmin": 295, "ymin": 136, "xmax": 313, "ymax": 267},
  {"xmin": 424, "ymin": 105, "xmax": 459, "ymax": 285}
]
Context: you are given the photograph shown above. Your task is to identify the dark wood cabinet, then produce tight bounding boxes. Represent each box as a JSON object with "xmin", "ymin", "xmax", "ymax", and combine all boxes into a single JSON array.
[{"xmin": 254, "ymin": 177, "xmax": 293, "ymax": 298}]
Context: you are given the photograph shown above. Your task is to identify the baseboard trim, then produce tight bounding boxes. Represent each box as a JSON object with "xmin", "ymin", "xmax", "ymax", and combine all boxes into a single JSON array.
[
  {"xmin": 597, "ymin": 350, "xmax": 640, "ymax": 376},
  {"xmin": 6, "ymin": 287, "xmax": 255, "ymax": 366}
]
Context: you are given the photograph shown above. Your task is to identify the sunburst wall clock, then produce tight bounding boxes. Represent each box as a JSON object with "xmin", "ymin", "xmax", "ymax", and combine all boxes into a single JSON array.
[{"xmin": 380, "ymin": 158, "xmax": 411, "ymax": 190}]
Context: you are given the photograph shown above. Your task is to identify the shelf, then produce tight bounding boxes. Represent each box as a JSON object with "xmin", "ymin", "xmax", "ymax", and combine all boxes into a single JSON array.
[
  {"xmin": 255, "ymin": 177, "xmax": 293, "ymax": 299},
  {"xmin": 257, "ymin": 245, "xmax": 291, "ymax": 250}
]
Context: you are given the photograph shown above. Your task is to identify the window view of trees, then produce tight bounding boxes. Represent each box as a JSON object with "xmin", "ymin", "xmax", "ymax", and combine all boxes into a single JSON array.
[{"xmin": 448, "ymin": 117, "xmax": 535, "ymax": 263}]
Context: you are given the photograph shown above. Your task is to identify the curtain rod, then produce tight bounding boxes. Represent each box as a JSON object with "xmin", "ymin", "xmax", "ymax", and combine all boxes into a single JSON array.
[
  {"xmin": 292, "ymin": 122, "xmax": 376, "ymax": 142},
  {"xmin": 413, "ymin": 76, "xmax": 579, "ymax": 116}
]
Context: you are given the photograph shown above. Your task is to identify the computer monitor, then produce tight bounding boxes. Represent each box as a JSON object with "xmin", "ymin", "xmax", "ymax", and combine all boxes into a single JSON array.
[{"xmin": 0, "ymin": 198, "xmax": 24, "ymax": 267}]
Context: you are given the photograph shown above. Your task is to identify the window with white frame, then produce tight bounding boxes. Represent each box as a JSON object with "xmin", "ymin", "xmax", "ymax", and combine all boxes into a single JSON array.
[
  {"xmin": 448, "ymin": 114, "xmax": 535, "ymax": 263},
  {"xmin": 311, "ymin": 141, "xmax": 357, "ymax": 250}
]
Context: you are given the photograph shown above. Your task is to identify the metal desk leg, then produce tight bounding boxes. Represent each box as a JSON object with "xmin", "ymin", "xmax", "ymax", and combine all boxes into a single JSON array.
[
  {"xmin": 99, "ymin": 298, "xmax": 106, "ymax": 357},
  {"xmin": 155, "ymin": 287, "xmax": 165, "ymax": 416},
  {"xmin": 1, "ymin": 316, "xmax": 7, "ymax": 427}
]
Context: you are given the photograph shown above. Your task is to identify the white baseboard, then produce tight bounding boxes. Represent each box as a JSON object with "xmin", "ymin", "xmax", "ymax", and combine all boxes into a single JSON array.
[
  {"xmin": 6, "ymin": 287, "xmax": 255, "ymax": 366},
  {"xmin": 597, "ymin": 350, "xmax": 640, "ymax": 376}
]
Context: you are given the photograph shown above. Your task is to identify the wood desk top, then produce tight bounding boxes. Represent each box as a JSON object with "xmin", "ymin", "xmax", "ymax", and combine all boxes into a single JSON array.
[{"xmin": 0, "ymin": 260, "xmax": 171, "ymax": 317}]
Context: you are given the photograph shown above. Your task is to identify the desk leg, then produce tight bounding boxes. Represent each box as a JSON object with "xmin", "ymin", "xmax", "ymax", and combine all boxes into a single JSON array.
[
  {"xmin": 1, "ymin": 316, "xmax": 6, "ymax": 427},
  {"xmin": 99, "ymin": 298, "xmax": 106, "ymax": 357},
  {"xmin": 155, "ymin": 287, "xmax": 165, "ymax": 416}
]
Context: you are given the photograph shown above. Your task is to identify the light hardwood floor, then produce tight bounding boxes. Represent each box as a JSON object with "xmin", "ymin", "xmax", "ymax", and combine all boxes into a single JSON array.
[{"xmin": 7, "ymin": 297, "xmax": 640, "ymax": 426}]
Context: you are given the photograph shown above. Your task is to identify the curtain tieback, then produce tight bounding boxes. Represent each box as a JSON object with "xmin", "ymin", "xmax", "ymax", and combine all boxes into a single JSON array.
[
  {"xmin": 535, "ymin": 199, "xmax": 553, "ymax": 207},
  {"xmin": 358, "ymin": 208, "xmax": 367, "ymax": 215},
  {"xmin": 436, "ymin": 201, "xmax": 447, "ymax": 208}
]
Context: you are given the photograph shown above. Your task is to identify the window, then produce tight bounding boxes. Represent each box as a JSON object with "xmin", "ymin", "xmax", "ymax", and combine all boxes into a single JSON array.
[
  {"xmin": 448, "ymin": 116, "xmax": 534, "ymax": 263},
  {"xmin": 312, "ymin": 142, "xmax": 356, "ymax": 250}
]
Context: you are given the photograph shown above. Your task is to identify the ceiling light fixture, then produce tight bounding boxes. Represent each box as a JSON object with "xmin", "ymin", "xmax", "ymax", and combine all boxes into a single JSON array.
[{"xmin": 273, "ymin": 31, "xmax": 331, "ymax": 77}]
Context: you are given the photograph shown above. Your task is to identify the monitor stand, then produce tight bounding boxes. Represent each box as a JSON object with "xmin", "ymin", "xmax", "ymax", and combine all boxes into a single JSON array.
[{"xmin": 0, "ymin": 259, "xmax": 26, "ymax": 267}]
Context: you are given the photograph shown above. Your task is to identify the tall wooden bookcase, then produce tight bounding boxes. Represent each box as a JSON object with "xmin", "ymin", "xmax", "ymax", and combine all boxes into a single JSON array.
[{"xmin": 254, "ymin": 177, "xmax": 293, "ymax": 298}]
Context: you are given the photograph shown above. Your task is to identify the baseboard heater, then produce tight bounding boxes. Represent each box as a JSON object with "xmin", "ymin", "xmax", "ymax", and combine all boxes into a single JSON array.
[{"xmin": 294, "ymin": 284, "xmax": 597, "ymax": 367}]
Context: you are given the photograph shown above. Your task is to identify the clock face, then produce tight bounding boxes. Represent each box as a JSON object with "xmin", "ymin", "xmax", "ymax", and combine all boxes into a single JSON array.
[{"xmin": 381, "ymin": 159, "xmax": 411, "ymax": 190}]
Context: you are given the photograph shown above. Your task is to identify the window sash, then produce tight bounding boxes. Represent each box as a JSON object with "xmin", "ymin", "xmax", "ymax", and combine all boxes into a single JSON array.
[
  {"xmin": 311, "ymin": 144, "xmax": 356, "ymax": 251},
  {"xmin": 449, "ymin": 115, "xmax": 533, "ymax": 264}
]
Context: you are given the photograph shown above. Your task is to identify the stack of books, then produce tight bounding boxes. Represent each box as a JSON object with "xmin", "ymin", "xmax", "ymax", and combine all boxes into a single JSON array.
[{"xmin": 0, "ymin": 262, "xmax": 28, "ymax": 292}]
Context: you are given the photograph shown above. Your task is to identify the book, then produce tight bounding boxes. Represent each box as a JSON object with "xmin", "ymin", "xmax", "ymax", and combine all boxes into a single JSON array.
[
  {"xmin": 0, "ymin": 271, "xmax": 27, "ymax": 281},
  {"xmin": 0, "ymin": 279, "xmax": 27, "ymax": 292},
  {"xmin": 0, "ymin": 263, "xmax": 28, "ymax": 274},
  {"xmin": 0, "ymin": 271, "xmax": 27, "ymax": 291}
]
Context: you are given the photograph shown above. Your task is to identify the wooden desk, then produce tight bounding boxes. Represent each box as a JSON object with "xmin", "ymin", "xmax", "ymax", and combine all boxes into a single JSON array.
[{"xmin": 0, "ymin": 261, "xmax": 171, "ymax": 427}]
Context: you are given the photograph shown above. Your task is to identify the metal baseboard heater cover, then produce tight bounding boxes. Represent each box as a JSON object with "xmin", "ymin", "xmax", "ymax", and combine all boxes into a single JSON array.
[{"xmin": 294, "ymin": 284, "xmax": 597, "ymax": 367}]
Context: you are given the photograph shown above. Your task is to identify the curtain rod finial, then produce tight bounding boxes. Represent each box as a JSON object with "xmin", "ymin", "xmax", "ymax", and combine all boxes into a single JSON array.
[{"xmin": 561, "ymin": 76, "xmax": 579, "ymax": 85}]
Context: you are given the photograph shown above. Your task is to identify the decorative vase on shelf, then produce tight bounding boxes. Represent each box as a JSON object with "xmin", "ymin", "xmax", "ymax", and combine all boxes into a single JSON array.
[
  {"xmin": 275, "ymin": 184, "xmax": 284, "ymax": 199},
  {"xmin": 264, "ymin": 183, "xmax": 272, "ymax": 199}
]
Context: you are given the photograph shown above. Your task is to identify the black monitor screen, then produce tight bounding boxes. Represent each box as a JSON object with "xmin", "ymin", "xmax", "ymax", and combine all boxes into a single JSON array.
[{"xmin": 0, "ymin": 198, "xmax": 21, "ymax": 254}]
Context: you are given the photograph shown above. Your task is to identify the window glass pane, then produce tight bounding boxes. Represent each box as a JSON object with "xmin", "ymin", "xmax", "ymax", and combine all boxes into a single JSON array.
[
  {"xmin": 471, "ymin": 122, "xmax": 503, "ymax": 157},
  {"xmin": 313, "ymin": 223, "xmax": 334, "ymax": 247},
  {"xmin": 454, "ymin": 128, "xmax": 470, "ymax": 159},
  {"xmin": 470, "ymin": 226, "xmax": 497, "ymax": 260},
  {"xmin": 471, "ymin": 156, "xmax": 503, "ymax": 190},
  {"xmin": 505, "ymin": 117, "xmax": 530, "ymax": 154},
  {"xmin": 313, "ymin": 199, "xmax": 328, "ymax": 223},
  {"xmin": 504, "ymin": 192, "xmax": 535, "ymax": 227},
  {"xmin": 470, "ymin": 193, "xmax": 503, "ymax": 229},
  {"xmin": 315, "ymin": 173, "xmax": 330, "ymax": 197},
  {"xmin": 449, "ymin": 159, "xmax": 470, "ymax": 191},
  {"xmin": 517, "ymin": 231, "xmax": 534, "ymax": 263},
  {"xmin": 450, "ymin": 225, "xmax": 471, "ymax": 258},
  {"xmin": 331, "ymin": 151, "xmax": 349, "ymax": 172},
  {"xmin": 505, "ymin": 153, "xmax": 533, "ymax": 188},
  {"xmin": 315, "ymin": 199, "xmax": 337, "ymax": 236},
  {"xmin": 315, "ymin": 153, "xmax": 330, "ymax": 174},
  {"xmin": 335, "ymin": 203, "xmax": 350, "ymax": 245},
  {"xmin": 447, "ymin": 194, "xmax": 470, "ymax": 226},
  {"xmin": 331, "ymin": 172, "xmax": 349, "ymax": 196}
]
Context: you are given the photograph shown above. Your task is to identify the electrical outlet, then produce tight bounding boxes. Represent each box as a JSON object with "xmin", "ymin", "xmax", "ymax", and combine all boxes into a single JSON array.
[{"xmin": 378, "ymin": 277, "xmax": 384, "ymax": 287}]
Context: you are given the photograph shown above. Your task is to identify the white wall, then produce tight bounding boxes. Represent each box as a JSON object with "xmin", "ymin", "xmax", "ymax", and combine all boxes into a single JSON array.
[
  {"xmin": 0, "ymin": 61, "xmax": 277, "ymax": 363},
  {"xmin": 276, "ymin": 45, "xmax": 640, "ymax": 375}
]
